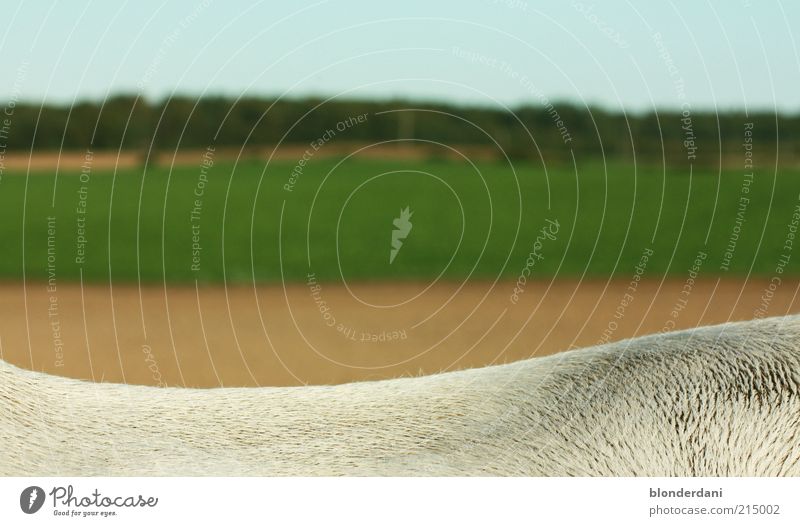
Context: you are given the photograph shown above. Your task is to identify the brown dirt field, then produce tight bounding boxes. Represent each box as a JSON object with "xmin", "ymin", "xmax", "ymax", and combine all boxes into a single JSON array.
[
  {"xmin": 2, "ymin": 143, "xmax": 499, "ymax": 172},
  {"xmin": 5, "ymin": 148, "xmax": 782, "ymax": 174},
  {"xmin": 1, "ymin": 279, "xmax": 798, "ymax": 387}
]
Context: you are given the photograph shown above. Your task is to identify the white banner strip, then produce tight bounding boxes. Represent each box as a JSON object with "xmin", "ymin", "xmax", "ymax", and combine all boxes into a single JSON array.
[{"xmin": 1, "ymin": 477, "xmax": 798, "ymax": 525}]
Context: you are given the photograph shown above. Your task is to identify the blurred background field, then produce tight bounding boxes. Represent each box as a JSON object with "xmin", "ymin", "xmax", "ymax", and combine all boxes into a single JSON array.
[
  {"xmin": 3, "ymin": 156, "xmax": 799, "ymax": 284},
  {"xmin": 2, "ymin": 150, "xmax": 799, "ymax": 387},
  {"xmin": 2, "ymin": 1, "xmax": 800, "ymax": 386}
]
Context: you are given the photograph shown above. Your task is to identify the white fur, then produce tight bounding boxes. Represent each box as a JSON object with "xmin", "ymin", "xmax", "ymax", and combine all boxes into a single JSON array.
[{"xmin": 2, "ymin": 315, "xmax": 799, "ymax": 476}]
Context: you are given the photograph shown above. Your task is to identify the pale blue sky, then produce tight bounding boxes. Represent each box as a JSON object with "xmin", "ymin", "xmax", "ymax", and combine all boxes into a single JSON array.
[{"xmin": 1, "ymin": 0, "xmax": 798, "ymax": 112}]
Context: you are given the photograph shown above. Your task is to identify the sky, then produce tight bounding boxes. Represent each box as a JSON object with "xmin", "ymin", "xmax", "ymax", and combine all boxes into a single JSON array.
[{"xmin": 1, "ymin": 0, "xmax": 799, "ymax": 112}]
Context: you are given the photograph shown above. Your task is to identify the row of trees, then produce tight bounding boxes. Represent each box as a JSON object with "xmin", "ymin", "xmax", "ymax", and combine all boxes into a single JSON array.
[{"xmin": 3, "ymin": 94, "xmax": 797, "ymax": 165}]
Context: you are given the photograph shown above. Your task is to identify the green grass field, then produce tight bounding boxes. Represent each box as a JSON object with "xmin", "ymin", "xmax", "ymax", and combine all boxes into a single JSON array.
[{"xmin": 1, "ymin": 157, "xmax": 798, "ymax": 283}]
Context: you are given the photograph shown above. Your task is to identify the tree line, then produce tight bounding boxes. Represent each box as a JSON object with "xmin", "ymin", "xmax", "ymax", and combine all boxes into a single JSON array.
[{"xmin": 3, "ymin": 94, "xmax": 798, "ymax": 166}]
